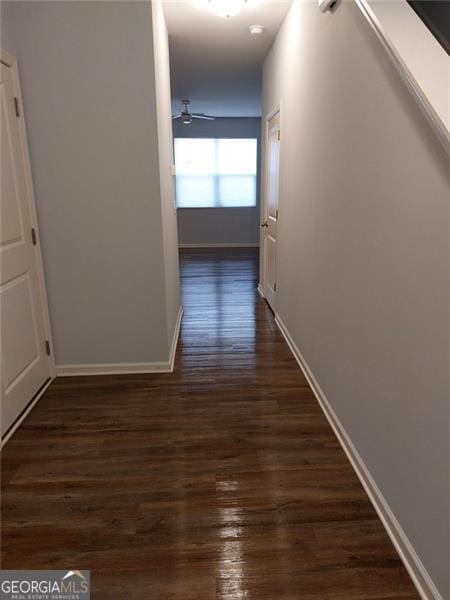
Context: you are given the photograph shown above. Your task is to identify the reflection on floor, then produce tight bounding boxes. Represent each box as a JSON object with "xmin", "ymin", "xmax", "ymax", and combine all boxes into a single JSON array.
[{"xmin": 1, "ymin": 248, "xmax": 418, "ymax": 599}]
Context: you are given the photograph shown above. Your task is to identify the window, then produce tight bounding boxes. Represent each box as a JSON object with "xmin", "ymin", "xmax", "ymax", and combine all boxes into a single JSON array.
[{"xmin": 174, "ymin": 138, "xmax": 257, "ymax": 208}]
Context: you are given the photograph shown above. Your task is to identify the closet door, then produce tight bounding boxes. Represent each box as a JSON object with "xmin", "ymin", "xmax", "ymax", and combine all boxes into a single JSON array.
[
  {"xmin": 262, "ymin": 109, "xmax": 280, "ymax": 311},
  {"xmin": 1, "ymin": 57, "xmax": 53, "ymax": 437}
]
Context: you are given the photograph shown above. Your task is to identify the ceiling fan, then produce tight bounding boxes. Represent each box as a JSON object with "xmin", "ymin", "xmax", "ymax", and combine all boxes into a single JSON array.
[{"xmin": 172, "ymin": 100, "xmax": 216, "ymax": 124}]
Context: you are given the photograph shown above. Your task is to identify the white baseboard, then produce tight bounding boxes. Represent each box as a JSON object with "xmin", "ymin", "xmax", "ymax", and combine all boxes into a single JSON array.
[
  {"xmin": 275, "ymin": 313, "xmax": 442, "ymax": 600},
  {"xmin": 178, "ymin": 243, "xmax": 259, "ymax": 248},
  {"xmin": 56, "ymin": 307, "xmax": 184, "ymax": 378},
  {"xmin": 168, "ymin": 306, "xmax": 183, "ymax": 372},
  {"xmin": 55, "ymin": 362, "xmax": 173, "ymax": 377},
  {"xmin": 257, "ymin": 283, "xmax": 265, "ymax": 298},
  {"xmin": 1, "ymin": 378, "xmax": 53, "ymax": 447}
]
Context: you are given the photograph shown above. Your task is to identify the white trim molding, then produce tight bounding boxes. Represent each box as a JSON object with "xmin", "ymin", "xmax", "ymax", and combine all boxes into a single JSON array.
[
  {"xmin": 57, "ymin": 307, "xmax": 183, "ymax": 377},
  {"xmin": 168, "ymin": 306, "xmax": 183, "ymax": 372},
  {"xmin": 257, "ymin": 284, "xmax": 265, "ymax": 298},
  {"xmin": 275, "ymin": 312, "xmax": 443, "ymax": 600},
  {"xmin": 178, "ymin": 243, "xmax": 259, "ymax": 249},
  {"xmin": 55, "ymin": 362, "xmax": 174, "ymax": 377}
]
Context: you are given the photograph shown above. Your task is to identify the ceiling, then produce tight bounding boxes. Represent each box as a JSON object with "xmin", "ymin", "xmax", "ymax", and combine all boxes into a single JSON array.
[{"xmin": 163, "ymin": 0, "xmax": 291, "ymax": 117}]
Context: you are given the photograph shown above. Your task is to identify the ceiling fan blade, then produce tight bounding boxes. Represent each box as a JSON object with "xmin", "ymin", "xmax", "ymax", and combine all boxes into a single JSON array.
[
  {"xmin": 172, "ymin": 115, "xmax": 181, "ymax": 120},
  {"xmin": 192, "ymin": 113, "xmax": 215, "ymax": 121}
]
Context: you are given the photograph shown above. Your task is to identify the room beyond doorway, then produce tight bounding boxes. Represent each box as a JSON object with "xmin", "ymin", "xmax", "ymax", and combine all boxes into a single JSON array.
[
  {"xmin": 164, "ymin": 0, "xmax": 290, "ymax": 253},
  {"xmin": 173, "ymin": 118, "xmax": 262, "ymax": 249}
]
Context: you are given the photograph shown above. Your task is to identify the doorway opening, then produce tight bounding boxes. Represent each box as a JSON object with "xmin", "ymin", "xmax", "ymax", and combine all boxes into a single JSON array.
[{"xmin": 163, "ymin": 0, "xmax": 290, "ymax": 313}]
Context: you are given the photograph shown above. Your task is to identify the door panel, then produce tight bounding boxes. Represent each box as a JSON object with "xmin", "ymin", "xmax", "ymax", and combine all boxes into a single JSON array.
[
  {"xmin": 1, "ymin": 60, "xmax": 51, "ymax": 437},
  {"xmin": 1, "ymin": 106, "xmax": 23, "ymax": 244},
  {"xmin": 2, "ymin": 276, "xmax": 40, "ymax": 387},
  {"xmin": 263, "ymin": 111, "xmax": 280, "ymax": 311},
  {"xmin": 266, "ymin": 234, "xmax": 277, "ymax": 295},
  {"xmin": 267, "ymin": 124, "xmax": 279, "ymax": 220}
]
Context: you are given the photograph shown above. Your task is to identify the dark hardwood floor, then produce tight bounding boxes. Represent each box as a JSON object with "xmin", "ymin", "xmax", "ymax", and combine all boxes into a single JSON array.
[{"xmin": 1, "ymin": 248, "xmax": 419, "ymax": 599}]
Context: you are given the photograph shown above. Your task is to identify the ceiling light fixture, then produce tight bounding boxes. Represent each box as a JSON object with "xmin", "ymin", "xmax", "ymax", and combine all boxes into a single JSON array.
[
  {"xmin": 208, "ymin": 0, "xmax": 247, "ymax": 18},
  {"xmin": 248, "ymin": 24, "xmax": 265, "ymax": 35}
]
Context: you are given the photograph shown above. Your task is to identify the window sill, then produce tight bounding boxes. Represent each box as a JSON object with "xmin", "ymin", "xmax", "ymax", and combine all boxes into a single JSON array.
[{"xmin": 176, "ymin": 205, "xmax": 257, "ymax": 210}]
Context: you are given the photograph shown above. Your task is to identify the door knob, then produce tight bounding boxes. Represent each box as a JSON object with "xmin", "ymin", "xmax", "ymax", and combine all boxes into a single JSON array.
[{"xmin": 261, "ymin": 221, "xmax": 268, "ymax": 228}]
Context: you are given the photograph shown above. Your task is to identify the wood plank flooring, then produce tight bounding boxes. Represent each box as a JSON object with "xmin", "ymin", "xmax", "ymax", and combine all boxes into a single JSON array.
[{"xmin": 1, "ymin": 248, "xmax": 419, "ymax": 599}]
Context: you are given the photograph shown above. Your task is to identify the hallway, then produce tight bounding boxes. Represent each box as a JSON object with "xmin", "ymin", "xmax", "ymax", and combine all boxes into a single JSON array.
[{"xmin": 1, "ymin": 249, "xmax": 418, "ymax": 599}]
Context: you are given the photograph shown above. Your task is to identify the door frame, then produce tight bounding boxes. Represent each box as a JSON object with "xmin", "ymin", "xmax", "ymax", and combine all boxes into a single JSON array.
[
  {"xmin": 259, "ymin": 102, "xmax": 282, "ymax": 305},
  {"xmin": 1, "ymin": 50, "xmax": 55, "ymax": 442}
]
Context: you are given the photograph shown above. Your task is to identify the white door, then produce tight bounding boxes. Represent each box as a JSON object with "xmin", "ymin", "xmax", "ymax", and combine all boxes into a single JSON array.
[
  {"xmin": 262, "ymin": 110, "xmax": 280, "ymax": 311},
  {"xmin": 1, "ymin": 57, "xmax": 52, "ymax": 437}
]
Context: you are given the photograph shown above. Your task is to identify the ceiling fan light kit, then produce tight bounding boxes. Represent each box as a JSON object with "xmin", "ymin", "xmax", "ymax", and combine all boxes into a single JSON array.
[
  {"xmin": 318, "ymin": 0, "xmax": 338, "ymax": 12},
  {"xmin": 172, "ymin": 100, "xmax": 216, "ymax": 124}
]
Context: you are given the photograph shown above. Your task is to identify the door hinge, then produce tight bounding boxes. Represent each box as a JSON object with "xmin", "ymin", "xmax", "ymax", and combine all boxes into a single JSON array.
[
  {"xmin": 14, "ymin": 97, "xmax": 20, "ymax": 117},
  {"xmin": 276, "ymin": 209, "xmax": 279, "ymax": 220},
  {"xmin": 45, "ymin": 340, "xmax": 51, "ymax": 356},
  {"xmin": 31, "ymin": 228, "xmax": 37, "ymax": 245},
  {"xmin": 277, "ymin": 129, "xmax": 280, "ymax": 141},
  {"xmin": 274, "ymin": 282, "xmax": 277, "ymax": 292}
]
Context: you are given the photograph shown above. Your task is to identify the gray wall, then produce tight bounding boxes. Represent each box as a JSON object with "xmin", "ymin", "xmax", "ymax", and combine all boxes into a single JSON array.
[
  {"xmin": 152, "ymin": 0, "xmax": 181, "ymax": 345},
  {"xmin": 173, "ymin": 118, "xmax": 261, "ymax": 246},
  {"xmin": 262, "ymin": 1, "xmax": 449, "ymax": 596},
  {"xmin": 2, "ymin": 1, "xmax": 177, "ymax": 365}
]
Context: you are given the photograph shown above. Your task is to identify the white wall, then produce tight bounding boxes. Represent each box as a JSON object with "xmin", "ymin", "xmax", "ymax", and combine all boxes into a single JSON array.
[
  {"xmin": 1, "ymin": 1, "xmax": 180, "ymax": 367},
  {"xmin": 173, "ymin": 118, "xmax": 261, "ymax": 246},
  {"xmin": 262, "ymin": 1, "xmax": 449, "ymax": 597}
]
